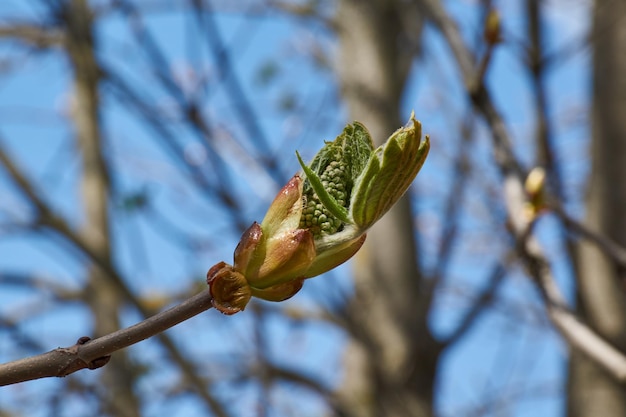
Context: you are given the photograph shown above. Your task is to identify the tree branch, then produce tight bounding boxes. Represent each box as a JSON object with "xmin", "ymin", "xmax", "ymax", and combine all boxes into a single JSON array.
[
  {"xmin": 421, "ymin": 0, "xmax": 626, "ymax": 385},
  {"xmin": 0, "ymin": 140, "xmax": 230, "ymax": 416},
  {"xmin": 442, "ymin": 262, "xmax": 507, "ymax": 347},
  {"xmin": 555, "ymin": 206, "xmax": 626, "ymax": 269},
  {"xmin": 519, "ymin": 228, "xmax": 626, "ymax": 384},
  {"xmin": 0, "ymin": 24, "xmax": 65, "ymax": 48},
  {"xmin": 0, "ymin": 289, "xmax": 213, "ymax": 386}
]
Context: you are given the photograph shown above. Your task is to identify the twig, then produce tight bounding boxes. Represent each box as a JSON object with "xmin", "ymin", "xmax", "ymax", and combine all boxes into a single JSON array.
[
  {"xmin": 519, "ymin": 231, "xmax": 626, "ymax": 384},
  {"xmin": 0, "ymin": 24, "xmax": 65, "ymax": 48},
  {"xmin": 421, "ymin": 0, "xmax": 626, "ymax": 384},
  {"xmin": 426, "ymin": 113, "xmax": 474, "ymax": 311},
  {"xmin": 443, "ymin": 262, "xmax": 507, "ymax": 347},
  {"xmin": 0, "ymin": 289, "xmax": 213, "ymax": 386},
  {"xmin": 554, "ymin": 206, "xmax": 626, "ymax": 269},
  {"xmin": 0, "ymin": 136, "xmax": 230, "ymax": 416}
]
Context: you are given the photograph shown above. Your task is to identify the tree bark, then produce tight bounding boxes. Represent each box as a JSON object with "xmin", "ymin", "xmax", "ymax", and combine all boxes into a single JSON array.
[
  {"xmin": 569, "ymin": 0, "xmax": 626, "ymax": 415},
  {"xmin": 333, "ymin": 1, "xmax": 441, "ymax": 416}
]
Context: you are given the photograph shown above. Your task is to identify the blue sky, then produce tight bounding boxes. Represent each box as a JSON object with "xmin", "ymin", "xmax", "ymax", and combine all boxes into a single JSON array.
[{"xmin": 0, "ymin": 1, "xmax": 591, "ymax": 416}]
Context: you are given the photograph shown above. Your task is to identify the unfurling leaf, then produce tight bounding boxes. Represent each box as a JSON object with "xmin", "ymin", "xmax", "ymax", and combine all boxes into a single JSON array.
[{"xmin": 207, "ymin": 113, "xmax": 430, "ymax": 314}]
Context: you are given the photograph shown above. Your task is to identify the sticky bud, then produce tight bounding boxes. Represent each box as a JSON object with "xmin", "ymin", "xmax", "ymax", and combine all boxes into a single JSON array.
[{"xmin": 207, "ymin": 113, "xmax": 429, "ymax": 314}]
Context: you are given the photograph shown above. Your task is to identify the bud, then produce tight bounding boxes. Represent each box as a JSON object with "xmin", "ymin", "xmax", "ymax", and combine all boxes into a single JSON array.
[
  {"xmin": 524, "ymin": 166, "xmax": 547, "ymax": 220},
  {"xmin": 484, "ymin": 9, "xmax": 502, "ymax": 45},
  {"xmin": 207, "ymin": 176, "xmax": 316, "ymax": 315},
  {"xmin": 207, "ymin": 113, "xmax": 430, "ymax": 314},
  {"xmin": 350, "ymin": 113, "xmax": 429, "ymax": 230}
]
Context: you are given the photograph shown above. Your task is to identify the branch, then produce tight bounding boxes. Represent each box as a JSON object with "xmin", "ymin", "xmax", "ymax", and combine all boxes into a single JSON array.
[
  {"xmin": 0, "ymin": 315, "xmax": 47, "ymax": 354},
  {"xmin": 189, "ymin": 0, "xmax": 283, "ymax": 181},
  {"xmin": 554, "ymin": 206, "xmax": 626, "ymax": 269},
  {"xmin": 0, "ymin": 24, "xmax": 65, "ymax": 48},
  {"xmin": 425, "ymin": 113, "xmax": 475, "ymax": 313},
  {"xmin": 0, "ymin": 141, "xmax": 229, "ymax": 416},
  {"xmin": 442, "ymin": 262, "xmax": 507, "ymax": 347},
  {"xmin": 519, "ymin": 229, "xmax": 626, "ymax": 383},
  {"xmin": 0, "ymin": 289, "xmax": 213, "ymax": 386},
  {"xmin": 118, "ymin": 0, "xmax": 284, "ymax": 187},
  {"xmin": 0, "ymin": 139, "xmax": 143, "ymax": 309},
  {"xmin": 102, "ymin": 67, "xmax": 250, "ymax": 231},
  {"xmin": 421, "ymin": 0, "xmax": 626, "ymax": 384}
]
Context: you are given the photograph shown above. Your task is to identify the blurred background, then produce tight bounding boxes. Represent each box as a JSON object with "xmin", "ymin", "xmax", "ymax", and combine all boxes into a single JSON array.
[{"xmin": 1, "ymin": 0, "xmax": 623, "ymax": 416}]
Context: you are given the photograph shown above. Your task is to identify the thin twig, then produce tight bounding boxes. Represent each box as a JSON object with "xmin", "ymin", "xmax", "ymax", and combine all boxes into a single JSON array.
[
  {"xmin": 519, "ymin": 229, "xmax": 626, "ymax": 384},
  {"xmin": 0, "ymin": 24, "xmax": 65, "ymax": 47},
  {"xmin": 443, "ymin": 262, "xmax": 507, "ymax": 347},
  {"xmin": 421, "ymin": 0, "xmax": 626, "ymax": 385},
  {"xmin": 554, "ymin": 206, "xmax": 626, "ymax": 269},
  {"xmin": 0, "ymin": 289, "xmax": 213, "ymax": 386},
  {"xmin": 0, "ymin": 127, "xmax": 230, "ymax": 417}
]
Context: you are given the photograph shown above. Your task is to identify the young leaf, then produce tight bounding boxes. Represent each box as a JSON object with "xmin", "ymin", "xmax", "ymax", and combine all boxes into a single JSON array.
[{"xmin": 296, "ymin": 151, "xmax": 351, "ymax": 224}]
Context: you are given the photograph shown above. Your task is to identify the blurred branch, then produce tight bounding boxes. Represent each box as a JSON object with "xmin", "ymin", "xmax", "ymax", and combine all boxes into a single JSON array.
[
  {"xmin": 0, "ymin": 289, "xmax": 213, "ymax": 386},
  {"xmin": 421, "ymin": 0, "xmax": 626, "ymax": 385},
  {"xmin": 265, "ymin": 362, "xmax": 330, "ymax": 395},
  {"xmin": 442, "ymin": 262, "xmax": 507, "ymax": 347},
  {"xmin": 425, "ymin": 114, "xmax": 474, "ymax": 313},
  {"xmin": 0, "ymin": 315, "xmax": 47, "ymax": 354},
  {"xmin": 1, "ymin": 10, "xmax": 230, "ymax": 403},
  {"xmin": 30, "ymin": 4, "xmax": 133, "ymax": 412},
  {"xmin": 555, "ymin": 207, "xmax": 626, "ymax": 269},
  {"xmin": 103, "ymin": 69, "xmax": 248, "ymax": 231},
  {"xmin": 267, "ymin": 0, "xmax": 334, "ymax": 28},
  {"xmin": 267, "ymin": 0, "xmax": 319, "ymax": 18},
  {"xmin": 262, "ymin": 357, "xmax": 352, "ymax": 416},
  {"xmin": 524, "ymin": 0, "xmax": 583, "ymax": 327},
  {"xmin": 0, "ymin": 138, "xmax": 138, "ymax": 307},
  {"xmin": 0, "ymin": 24, "xmax": 64, "ymax": 47},
  {"xmin": 526, "ymin": 0, "xmax": 558, "ymax": 189},
  {"xmin": 0, "ymin": 140, "xmax": 229, "ymax": 416},
  {"xmin": 119, "ymin": 0, "xmax": 284, "ymax": 189},
  {"xmin": 420, "ymin": 0, "xmax": 523, "ymax": 178},
  {"xmin": 475, "ymin": 8, "xmax": 501, "ymax": 90},
  {"xmin": 114, "ymin": 1, "xmax": 247, "ymax": 211},
  {"xmin": 519, "ymin": 223, "xmax": 626, "ymax": 384},
  {"xmin": 189, "ymin": 0, "xmax": 283, "ymax": 180},
  {"xmin": 446, "ymin": 379, "xmax": 561, "ymax": 417},
  {"xmin": 0, "ymin": 272, "xmax": 82, "ymax": 301}
]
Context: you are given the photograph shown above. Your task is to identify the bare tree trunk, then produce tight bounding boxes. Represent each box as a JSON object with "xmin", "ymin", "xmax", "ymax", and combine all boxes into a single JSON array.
[
  {"xmin": 333, "ymin": 1, "xmax": 441, "ymax": 416},
  {"xmin": 569, "ymin": 1, "xmax": 626, "ymax": 415},
  {"xmin": 65, "ymin": 1, "xmax": 140, "ymax": 416}
]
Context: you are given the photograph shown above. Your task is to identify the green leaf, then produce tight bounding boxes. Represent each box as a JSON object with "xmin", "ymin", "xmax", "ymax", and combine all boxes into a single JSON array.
[
  {"xmin": 342, "ymin": 122, "xmax": 374, "ymax": 183},
  {"xmin": 296, "ymin": 151, "xmax": 351, "ymax": 224},
  {"xmin": 349, "ymin": 152, "xmax": 381, "ymax": 227},
  {"xmin": 351, "ymin": 116, "xmax": 430, "ymax": 229}
]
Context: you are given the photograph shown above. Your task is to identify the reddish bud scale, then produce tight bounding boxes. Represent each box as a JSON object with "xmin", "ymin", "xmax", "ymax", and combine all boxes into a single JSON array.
[{"xmin": 206, "ymin": 262, "xmax": 252, "ymax": 315}]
